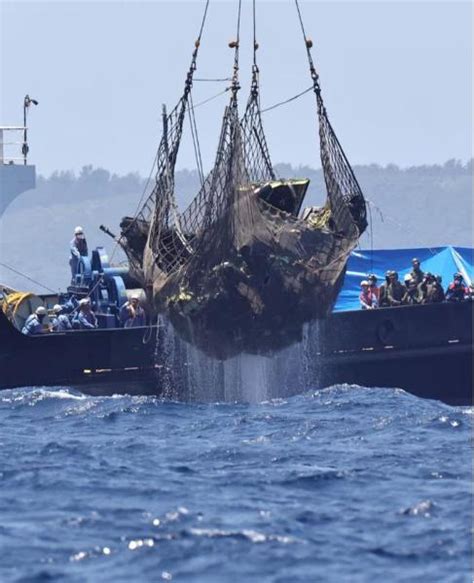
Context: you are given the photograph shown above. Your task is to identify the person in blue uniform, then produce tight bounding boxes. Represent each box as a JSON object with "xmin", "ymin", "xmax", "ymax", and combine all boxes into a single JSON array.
[
  {"xmin": 22, "ymin": 306, "xmax": 47, "ymax": 335},
  {"xmin": 69, "ymin": 226, "xmax": 89, "ymax": 279},
  {"xmin": 120, "ymin": 294, "xmax": 146, "ymax": 327},
  {"xmin": 75, "ymin": 298, "xmax": 98, "ymax": 329},
  {"xmin": 51, "ymin": 304, "xmax": 72, "ymax": 332}
]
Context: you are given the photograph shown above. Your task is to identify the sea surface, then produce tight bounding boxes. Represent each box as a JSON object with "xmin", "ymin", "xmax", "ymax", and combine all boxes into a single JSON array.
[{"xmin": 0, "ymin": 385, "xmax": 471, "ymax": 583}]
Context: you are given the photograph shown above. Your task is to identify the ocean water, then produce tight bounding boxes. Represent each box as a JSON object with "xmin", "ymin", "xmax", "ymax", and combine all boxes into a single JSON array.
[{"xmin": 0, "ymin": 385, "xmax": 471, "ymax": 583}]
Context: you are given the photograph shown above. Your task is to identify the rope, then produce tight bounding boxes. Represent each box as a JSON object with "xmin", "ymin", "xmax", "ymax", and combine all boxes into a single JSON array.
[
  {"xmin": 194, "ymin": 77, "xmax": 232, "ymax": 83},
  {"xmin": 367, "ymin": 201, "xmax": 374, "ymax": 272},
  {"xmin": 230, "ymin": 0, "xmax": 243, "ymax": 103},
  {"xmin": 0, "ymin": 261, "xmax": 57, "ymax": 293},
  {"xmin": 188, "ymin": 91, "xmax": 205, "ymax": 187},
  {"xmin": 253, "ymin": 0, "xmax": 257, "ymax": 66},
  {"xmin": 294, "ymin": 0, "xmax": 323, "ymax": 105},
  {"xmin": 189, "ymin": 87, "xmax": 230, "ymax": 110},
  {"xmin": 261, "ymin": 86, "xmax": 313, "ymax": 113},
  {"xmin": 365, "ymin": 199, "xmax": 438, "ymax": 257},
  {"xmin": 197, "ymin": 0, "xmax": 210, "ymax": 40},
  {"xmin": 119, "ymin": 0, "xmax": 211, "ymax": 244}
]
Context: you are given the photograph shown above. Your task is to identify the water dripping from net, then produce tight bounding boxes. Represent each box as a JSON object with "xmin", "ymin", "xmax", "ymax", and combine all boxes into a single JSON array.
[{"xmin": 153, "ymin": 318, "xmax": 321, "ymax": 403}]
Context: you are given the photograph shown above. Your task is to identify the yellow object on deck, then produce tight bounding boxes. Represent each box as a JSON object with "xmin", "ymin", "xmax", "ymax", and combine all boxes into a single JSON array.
[
  {"xmin": 305, "ymin": 206, "xmax": 332, "ymax": 230},
  {"xmin": 0, "ymin": 289, "xmax": 44, "ymax": 330}
]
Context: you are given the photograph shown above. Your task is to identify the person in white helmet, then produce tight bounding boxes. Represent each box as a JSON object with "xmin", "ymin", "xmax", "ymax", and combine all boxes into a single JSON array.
[
  {"xmin": 69, "ymin": 226, "xmax": 89, "ymax": 280},
  {"xmin": 120, "ymin": 294, "xmax": 146, "ymax": 328},
  {"xmin": 74, "ymin": 298, "xmax": 98, "ymax": 329},
  {"xmin": 22, "ymin": 306, "xmax": 48, "ymax": 335},
  {"xmin": 50, "ymin": 304, "xmax": 72, "ymax": 332}
]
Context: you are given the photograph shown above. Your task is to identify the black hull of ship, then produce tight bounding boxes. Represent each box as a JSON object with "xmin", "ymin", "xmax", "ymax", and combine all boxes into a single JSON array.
[{"xmin": 0, "ymin": 302, "xmax": 472, "ymax": 406}]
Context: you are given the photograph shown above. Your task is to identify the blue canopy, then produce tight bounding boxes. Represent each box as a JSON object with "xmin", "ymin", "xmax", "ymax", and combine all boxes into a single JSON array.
[{"xmin": 335, "ymin": 246, "xmax": 474, "ymax": 312}]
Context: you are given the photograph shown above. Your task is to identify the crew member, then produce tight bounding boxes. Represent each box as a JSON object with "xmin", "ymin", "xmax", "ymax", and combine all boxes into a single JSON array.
[
  {"xmin": 402, "ymin": 274, "xmax": 419, "ymax": 305},
  {"xmin": 378, "ymin": 271, "xmax": 391, "ymax": 307},
  {"xmin": 51, "ymin": 304, "xmax": 72, "ymax": 332},
  {"xmin": 359, "ymin": 280, "xmax": 376, "ymax": 310},
  {"xmin": 425, "ymin": 275, "xmax": 445, "ymax": 303},
  {"xmin": 75, "ymin": 298, "xmax": 98, "ymax": 329},
  {"xmin": 446, "ymin": 273, "xmax": 468, "ymax": 302},
  {"xmin": 386, "ymin": 271, "xmax": 406, "ymax": 306},
  {"xmin": 410, "ymin": 258, "xmax": 424, "ymax": 285},
  {"xmin": 22, "ymin": 306, "xmax": 47, "ymax": 335},
  {"xmin": 69, "ymin": 226, "xmax": 89, "ymax": 280},
  {"xmin": 367, "ymin": 274, "xmax": 379, "ymax": 302},
  {"xmin": 468, "ymin": 283, "xmax": 474, "ymax": 301},
  {"xmin": 120, "ymin": 294, "xmax": 146, "ymax": 327},
  {"xmin": 417, "ymin": 272, "xmax": 434, "ymax": 304}
]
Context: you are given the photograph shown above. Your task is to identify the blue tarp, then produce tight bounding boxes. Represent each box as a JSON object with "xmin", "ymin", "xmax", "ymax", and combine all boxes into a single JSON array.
[{"xmin": 335, "ymin": 246, "xmax": 474, "ymax": 312}]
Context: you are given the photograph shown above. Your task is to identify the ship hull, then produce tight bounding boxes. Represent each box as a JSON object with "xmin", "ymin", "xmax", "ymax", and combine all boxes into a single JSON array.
[{"xmin": 0, "ymin": 302, "xmax": 471, "ymax": 405}]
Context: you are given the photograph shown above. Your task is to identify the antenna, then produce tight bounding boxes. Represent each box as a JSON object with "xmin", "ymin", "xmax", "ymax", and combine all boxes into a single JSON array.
[{"xmin": 22, "ymin": 94, "xmax": 38, "ymax": 165}]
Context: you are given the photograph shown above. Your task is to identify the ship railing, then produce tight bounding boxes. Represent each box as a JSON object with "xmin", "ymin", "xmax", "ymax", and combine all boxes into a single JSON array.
[{"xmin": 0, "ymin": 126, "xmax": 28, "ymax": 165}]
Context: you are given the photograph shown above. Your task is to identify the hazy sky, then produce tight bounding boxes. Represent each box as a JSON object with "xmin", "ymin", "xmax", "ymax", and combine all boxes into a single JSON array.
[{"xmin": 0, "ymin": 0, "xmax": 471, "ymax": 177}]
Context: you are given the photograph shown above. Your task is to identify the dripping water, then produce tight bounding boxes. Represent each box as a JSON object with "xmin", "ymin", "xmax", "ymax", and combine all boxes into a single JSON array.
[{"xmin": 154, "ymin": 318, "xmax": 319, "ymax": 403}]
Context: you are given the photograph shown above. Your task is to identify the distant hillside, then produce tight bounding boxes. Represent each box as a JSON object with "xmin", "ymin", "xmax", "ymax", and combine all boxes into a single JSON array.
[{"xmin": 0, "ymin": 160, "xmax": 472, "ymax": 292}]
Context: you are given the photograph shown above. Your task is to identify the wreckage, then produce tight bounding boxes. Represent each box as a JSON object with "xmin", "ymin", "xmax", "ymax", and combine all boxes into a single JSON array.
[{"xmin": 119, "ymin": 0, "xmax": 367, "ymax": 359}]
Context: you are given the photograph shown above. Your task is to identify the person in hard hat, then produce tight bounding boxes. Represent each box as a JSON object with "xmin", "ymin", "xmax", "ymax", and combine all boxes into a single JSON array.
[
  {"xmin": 359, "ymin": 280, "xmax": 376, "ymax": 310},
  {"xmin": 22, "ymin": 306, "xmax": 47, "ymax": 335},
  {"xmin": 416, "ymin": 272, "xmax": 434, "ymax": 304},
  {"xmin": 409, "ymin": 258, "xmax": 424, "ymax": 285},
  {"xmin": 402, "ymin": 274, "xmax": 419, "ymax": 305},
  {"xmin": 120, "ymin": 294, "xmax": 146, "ymax": 328},
  {"xmin": 446, "ymin": 272, "xmax": 468, "ymax": 302},
  {"xmin": 378, "ymin": 271, "xmax": 392, "ymax": 308},
  {"xmin": 367, "ymin": 274, "xmax": 379, "ymax": 302},
  {"xmin": 69, "ymin": 226, "xmax": 89, "ymax": 280},
  {"xmin": 50, "ymin": 304, "xmax": 72, "ymax": 332},
  {"xmin": 425, "ymin": 274, "xmax": 445, "ymax": 303},
  {"xmin": 75, "ymin": 298, "xmax": 98, "ymax": 329},
  {"xmin": 386, "ymin": 271, "xmax": 406, "ymax": 306}
]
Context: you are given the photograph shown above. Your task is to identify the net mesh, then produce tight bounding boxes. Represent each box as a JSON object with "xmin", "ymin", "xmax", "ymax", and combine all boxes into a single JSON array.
[{"xmin": 120, "ymin": 64, "xmax": 366, "ymax": 358}]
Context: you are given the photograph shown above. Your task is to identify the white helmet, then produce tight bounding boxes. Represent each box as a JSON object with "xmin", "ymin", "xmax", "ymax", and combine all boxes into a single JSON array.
[
  {"xmin": 360, "ymin": 280, "xmax": 369, "ymax": 287},
  {"xmin": 74, "ymin": 226, "xmax": 84, "ymax": 235},
  {"xmin": 131, "ymin": 294, "xmax": 140, "ymax": 301},
  {"xmin": 78, "ymin": 298, "xmax": 90, "ymax": 307},
  {"xmin": 35, "ymin": 306, "xmax": 47, "ymax": 316},
  {"xmin": 404, "ymin": 274, "xmax": 412, "ymax": 284},
  {"xmin": 53, "ymin": 304, "xmax": 63, "ymax": 314}
]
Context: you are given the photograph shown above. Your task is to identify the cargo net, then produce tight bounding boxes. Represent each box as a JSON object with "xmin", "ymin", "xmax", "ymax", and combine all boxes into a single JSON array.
[
  {"xmin": 317, "ymin": 97, "xmax": 367, "ymax": 235},
  {"xmin": 119, "ymin": 0, "xmax": 367, "ymax": 358},
  {"xmin": 130, "ymin": 84, "xmax": 366, "ymax": 358},
  {"xmin": 119, "ymin": 97, "xmax": 189, "ymax": 281}
]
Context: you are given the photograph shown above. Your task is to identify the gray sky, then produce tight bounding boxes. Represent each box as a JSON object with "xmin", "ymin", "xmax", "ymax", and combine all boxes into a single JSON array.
[{"xmin": 1, "ymin": 0, "xmax": 471, "ymax": 176}]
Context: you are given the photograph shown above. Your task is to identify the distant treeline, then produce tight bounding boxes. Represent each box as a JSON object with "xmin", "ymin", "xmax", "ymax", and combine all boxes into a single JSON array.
[
  {"xmin": 17, "ymin": 158, "xmax": 473, "ymax": 214},
  {"xmin": 1, "ymin": 159, "xmax": 472, "ymax": 292}
]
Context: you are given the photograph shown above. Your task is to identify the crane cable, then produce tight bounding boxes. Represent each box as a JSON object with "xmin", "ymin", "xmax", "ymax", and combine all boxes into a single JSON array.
[
  {"xmin": 0, "ymin": 261, "xmax": 57, "ymax": 293},
  {"xmin": 294, "ymin": 0, "xmax": 324, "ymax": 112},
  {"xmin": 230, "ymin": 0, "xmax": 243, "ymax": 103}
]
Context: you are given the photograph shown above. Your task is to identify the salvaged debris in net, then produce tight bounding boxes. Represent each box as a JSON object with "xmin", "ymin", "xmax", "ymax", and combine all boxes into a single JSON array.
[{"xmin": 119, "ymin": 0, "xmax": 367, "ymax": 359}]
